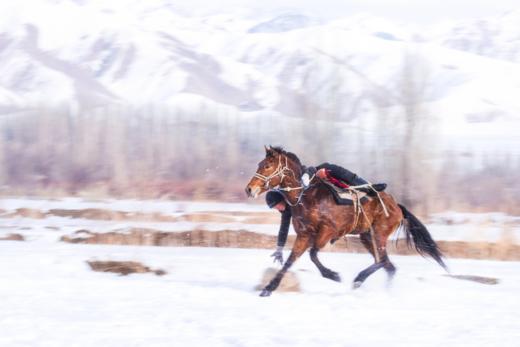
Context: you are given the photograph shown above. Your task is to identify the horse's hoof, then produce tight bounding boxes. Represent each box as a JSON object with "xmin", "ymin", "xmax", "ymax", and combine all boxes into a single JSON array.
[
  {"xmin": 327, "ymin": 272, "xmax": 342, "ymax": 282},
  {"xmin": 259, "ymin": 289, "xmax": 272, "ymax": 297},
  {"xmin": 352, "ymin": 281, "xmax": 363, "ymax": 289}
]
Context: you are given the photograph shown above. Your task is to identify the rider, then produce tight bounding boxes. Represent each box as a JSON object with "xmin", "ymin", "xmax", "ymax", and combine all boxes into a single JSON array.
[
  {"xmin": 266, "ymin": 190, "xmax": 291, "ymax": 264},
  {"xmin": 311, "ymin": 163, "xmax": 386, "ymax": 195},
  {"xmin": 266, "ymin": 164, "xmax": 386, "ymax": 264}
]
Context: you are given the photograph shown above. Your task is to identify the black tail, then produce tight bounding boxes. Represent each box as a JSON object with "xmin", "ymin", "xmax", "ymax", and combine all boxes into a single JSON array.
[{"xmin": 398, "ymin": 204, "xmax": 448, "ymax": 271}]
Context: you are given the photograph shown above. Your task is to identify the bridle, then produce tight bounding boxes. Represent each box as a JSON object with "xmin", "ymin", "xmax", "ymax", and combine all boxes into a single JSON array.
[
  {"xmin": 254, "ymin": 155, "xmax": 293, "ymax": 188},
  {"xmin": 253, "ymin": 154, "xmax": 315, "ymax": 206}
]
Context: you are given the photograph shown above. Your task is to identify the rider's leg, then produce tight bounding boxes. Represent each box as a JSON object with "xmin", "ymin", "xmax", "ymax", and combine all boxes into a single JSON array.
[{"xmin": 317, "ymin": 163, "xmax": 386, "ymax": 195}]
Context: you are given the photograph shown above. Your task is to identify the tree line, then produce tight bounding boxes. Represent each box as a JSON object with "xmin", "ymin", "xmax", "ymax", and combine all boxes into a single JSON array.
[{"xmin": 0, "ymin": 103, "xmax": 518, "ymax": 215}]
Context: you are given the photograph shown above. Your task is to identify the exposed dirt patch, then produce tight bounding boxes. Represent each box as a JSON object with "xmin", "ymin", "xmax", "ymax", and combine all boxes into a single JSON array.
[
  {"xmin": 48, "ymin": 208, "xmax": 128, "ymax": 220},
  {"xmin": 1, "ymin": 207, "xmax": 277, "ymax": 225},
  {"xmin": 87, "ymin": 260, "xmax": 167, "ymax": 276},
  {"xmin": 7, "ymin": 208, "xmax": 46, "ymax": 219},
  {"xmin": 438, "ymin": 240, "xmax": 520, "ymax": 261},
  {"xmin": 242, "ymin": 215, "xmax": 280, "ymax": 224},
  {"xmin": 0, "ymin": 233, "xmax": 25, "ymax": 241},
  {"xmin": 133, "ymin": 212, "xmax": 178, "ymax": 223},
  {"xmin": 62, "ymin": 229, "xmax": 520, "ymax": 261},
  {"xmin": 254, "ymin": 267, "xmax": 300, "ymax": 292},
  {"xmin": 2, "ymin": 208, "xmax": 186, "ymax": 223},
  {"xmin": 61, "ymin": 228, "xmax": 285, "ymax": 248},
  {"xmin": 2, "ymin": 208, "xmax": 182, "ymax": 222},
  {"xmin": 444, "ymin": 274, "xmax": 500, "ymax": 285},
  {"xmin": 204, "ymin": 211, "xmax": 268, "ymax": 217},
  {"xmin": 178, "ymin": 213, "xmax": 236, "ymax": 223}
]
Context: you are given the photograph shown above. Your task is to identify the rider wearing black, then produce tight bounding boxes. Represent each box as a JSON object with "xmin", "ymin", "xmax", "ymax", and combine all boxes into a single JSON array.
[
  {"xmin": 313, "ymin": 163, "xmax": 387, "ymax": 196},
  {"xmin": 266, "ymin": 191, "xmax": 291, "ymax": 264},
  {"xmin": 266, "ymin": 164, "xmax": 386, "ymax": 264}
]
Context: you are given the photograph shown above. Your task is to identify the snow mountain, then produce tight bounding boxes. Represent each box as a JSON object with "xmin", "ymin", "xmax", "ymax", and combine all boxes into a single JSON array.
[{"xmin": 0, "ymin": 0, "xmax": 519, "ymax": 143}]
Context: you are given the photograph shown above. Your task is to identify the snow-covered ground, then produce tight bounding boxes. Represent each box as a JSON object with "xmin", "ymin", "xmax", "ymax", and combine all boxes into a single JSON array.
[
  {"xmin": 1, "ymin": 197, "xmax": 519, "ymax": 346},
  {"xmin": 0, "ymin": 239, "xmax": 519, "ymax": 347}
]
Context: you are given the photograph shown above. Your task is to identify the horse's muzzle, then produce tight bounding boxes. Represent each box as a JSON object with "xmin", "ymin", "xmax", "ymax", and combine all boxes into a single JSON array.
[{"xmin": 245, "ymin": 185, "xmax": 260, "ymax": 198}]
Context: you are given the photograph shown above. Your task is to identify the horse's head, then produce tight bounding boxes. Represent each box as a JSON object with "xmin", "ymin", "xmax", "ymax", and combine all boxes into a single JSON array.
[{"xmin": 245, "ymin": 146, "xmax": 301, "ymax": 199}]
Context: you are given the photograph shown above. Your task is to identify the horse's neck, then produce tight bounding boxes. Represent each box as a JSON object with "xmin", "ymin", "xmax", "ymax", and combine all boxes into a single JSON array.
[
  {"xmin": 292, "ymin": 181, "xmax": 328, "ymax": 211},
  {"xmin": 283, "ymin": 175, "xmax": 326, "ymax": 207},
  {"xmin": 280, "ymin": 179, "xmax": 302, "ymax": 205}
]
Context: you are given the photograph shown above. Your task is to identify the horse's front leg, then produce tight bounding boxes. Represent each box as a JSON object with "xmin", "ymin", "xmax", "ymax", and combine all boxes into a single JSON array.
[{"xmin": 260, "ymin": 234, "xmax": 310, "ymax": 297}]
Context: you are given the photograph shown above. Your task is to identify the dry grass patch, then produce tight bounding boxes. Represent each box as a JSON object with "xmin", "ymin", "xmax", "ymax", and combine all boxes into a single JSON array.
[
  {"xmin": 87, "ymin": 260, "xmax": 167, "ymax": 276},
  {"xmin": 254, "ymin": 267, "xmax": 300, "ymax": 293},
  {"xmin": 242, "ymin": 215, "xmax": 280, "ymax": 224},
  {"xmin": 444, "ymin": 274, "xmax": 499, "ymax": 285},
  {"xmin": 178, "ymin": 213, "xmax": 236, "ymax": 223},
  {"xmin": 46, "ymin": 209, "xmax": 178, "ymax": 222},
  {"xmin": 0, "ymin": 233, "xmax": 25, "ymax": 241},
  {"xmin": 61, "ymin": 229, "xmax": 520, "ymax": 261},
  {"xmin": 5, "ymin": 208, "xmax": 46, "ymax": 219},
  {"xmin": 47, "ymin": 208, "xmax": 127, "ymax": 220},
  {"xmin": 61, "ymin": 228, "xmax": 286, "ymax": 249},
  {"xmin": 132, "ymin": 212, "xmax": 178, "ymax": 222}
]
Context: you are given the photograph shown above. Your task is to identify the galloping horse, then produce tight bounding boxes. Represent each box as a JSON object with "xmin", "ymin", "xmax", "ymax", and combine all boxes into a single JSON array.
[{"xmin": 245, "ymin": 146, "xmax": 447, "ymax": 297}]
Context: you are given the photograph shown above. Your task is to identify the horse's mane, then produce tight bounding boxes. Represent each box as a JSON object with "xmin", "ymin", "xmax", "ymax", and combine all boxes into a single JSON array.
[{"xmin": 270, "ymin": 146, "xmax": 302, "ymax": 168}]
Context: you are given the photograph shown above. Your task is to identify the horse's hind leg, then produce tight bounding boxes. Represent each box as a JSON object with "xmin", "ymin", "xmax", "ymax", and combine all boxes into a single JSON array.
[
  {"xmin": 260, "ymin": 234, "xmax": 310, "ymax": 297},
  {"xmin": 309, "ymin": 228, "xmax": 341, "ymax": 282},
  {"xmin": 359, "ymin": 231, "xmax": 396, "ymax": 279},
  {"xmin": 353, "ymin": 229, "xmax": 396, "ymax": 289}
]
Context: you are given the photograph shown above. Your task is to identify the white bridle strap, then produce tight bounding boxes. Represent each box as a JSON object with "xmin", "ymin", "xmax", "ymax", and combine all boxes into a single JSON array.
[
  {"xmin": 254, "ymin": 156, "xmax": 292, "ymax": 188},
  {"xmin": 254, "ymin": 154, "xmax": 317, "ymax": 206}
]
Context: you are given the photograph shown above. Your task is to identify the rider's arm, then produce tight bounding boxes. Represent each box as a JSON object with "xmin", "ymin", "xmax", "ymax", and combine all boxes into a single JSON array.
[
  {"xmin": 277, "ymin": 208, "xmax": 292, "ymax": 248},
  {"xmin": 271, "ymin": 208, "xmax": 291, "ymax": 264}
]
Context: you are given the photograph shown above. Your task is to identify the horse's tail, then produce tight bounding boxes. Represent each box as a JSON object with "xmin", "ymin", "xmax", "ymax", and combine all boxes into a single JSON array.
[{"xmin": 398, "ymin": 204, "xmax": 448, "ymax": 271}]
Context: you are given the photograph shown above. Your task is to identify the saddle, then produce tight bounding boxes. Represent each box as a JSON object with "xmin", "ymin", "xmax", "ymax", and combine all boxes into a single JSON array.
[{"xmin": 322, "ymin": 180, "xmax": 369, "ymax": 206}]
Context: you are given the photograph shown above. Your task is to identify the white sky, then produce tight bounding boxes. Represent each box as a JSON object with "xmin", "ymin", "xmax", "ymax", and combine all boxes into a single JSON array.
[{"xmin": 181, "ymin": 0, "xmax": 520, "ymax": 25}]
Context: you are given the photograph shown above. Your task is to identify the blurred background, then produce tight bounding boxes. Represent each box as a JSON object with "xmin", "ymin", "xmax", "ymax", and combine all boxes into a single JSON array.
[
  {"xmin": 1, "ymin": 1, "xmax": 520, "ymax": 346},
  {"xmin": 1, "ymin": 1, "xmax": 520, "ymax": 216}
]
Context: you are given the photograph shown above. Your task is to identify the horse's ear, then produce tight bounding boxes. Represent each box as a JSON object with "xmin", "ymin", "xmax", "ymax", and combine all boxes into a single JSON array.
[{"xmin": 265, "ymin": 145, "xmax": 274, "ymax": 157}]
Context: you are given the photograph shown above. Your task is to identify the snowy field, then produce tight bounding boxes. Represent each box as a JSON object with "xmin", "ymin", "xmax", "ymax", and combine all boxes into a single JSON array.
[
  {"xmin": 1, "ymin": 197, "xmax": 520, "ymax": 346},
  {"xmin": 1, "ymin": 239, "xmax": 519, "ymax": 347}
]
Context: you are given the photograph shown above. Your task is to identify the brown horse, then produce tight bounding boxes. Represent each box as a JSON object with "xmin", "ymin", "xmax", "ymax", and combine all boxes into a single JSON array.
[{"xmin": 245, "ymin": 146, "xmax": 447, "ymax": 297}]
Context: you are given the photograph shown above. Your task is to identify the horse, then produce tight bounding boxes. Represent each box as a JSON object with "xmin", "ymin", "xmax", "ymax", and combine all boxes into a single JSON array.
[{"xmin": 245, "ymin": 146, "xmax": 447, "ymax": 297}]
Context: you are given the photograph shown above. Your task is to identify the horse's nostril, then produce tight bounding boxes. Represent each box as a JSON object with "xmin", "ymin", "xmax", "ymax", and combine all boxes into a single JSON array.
[{"xmin": 245, "ymin": 187, "xmax": 251, "ymax": 196}]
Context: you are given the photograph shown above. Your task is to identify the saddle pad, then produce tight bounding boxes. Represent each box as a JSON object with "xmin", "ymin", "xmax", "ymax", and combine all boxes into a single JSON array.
[{"xmin": 322, "ymin": 181, "xmax": 369, "ymax": 206}]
